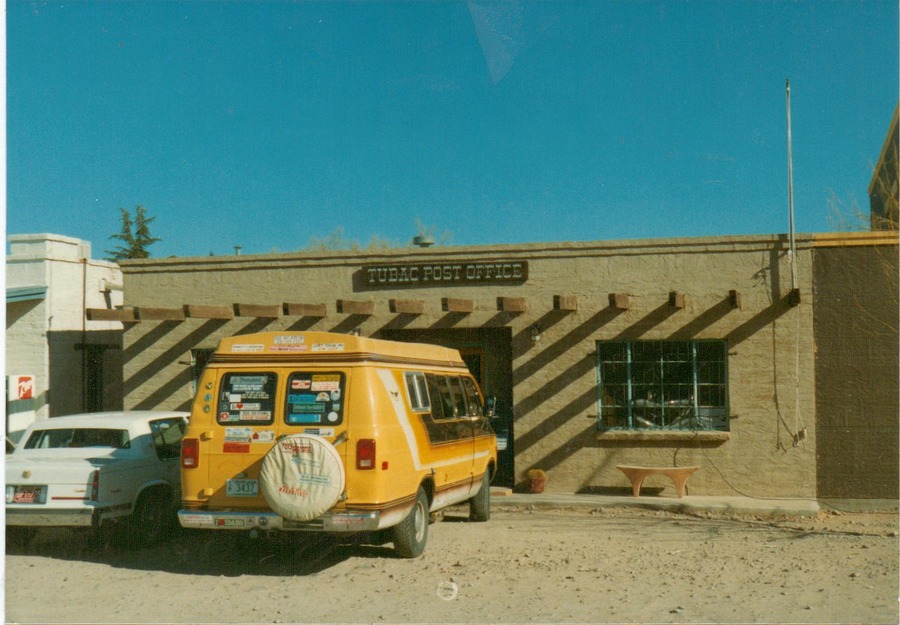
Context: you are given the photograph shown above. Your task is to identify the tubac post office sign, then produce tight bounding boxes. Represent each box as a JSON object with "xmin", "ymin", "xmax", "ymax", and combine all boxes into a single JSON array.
[{"xmin": 362, "ymin": 261, "xmax": 528, "ymax": 288}]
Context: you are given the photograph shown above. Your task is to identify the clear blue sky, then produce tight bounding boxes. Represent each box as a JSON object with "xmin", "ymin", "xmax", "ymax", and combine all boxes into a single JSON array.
[{"xmin": 7, "ymin": 1, "xmax": 898, "ymax": 258}]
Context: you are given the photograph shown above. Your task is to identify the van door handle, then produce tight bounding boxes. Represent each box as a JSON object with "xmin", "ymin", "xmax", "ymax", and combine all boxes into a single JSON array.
[{"xmin": 332, "ymin": 431, "xmax": 347, "ymax": 447}]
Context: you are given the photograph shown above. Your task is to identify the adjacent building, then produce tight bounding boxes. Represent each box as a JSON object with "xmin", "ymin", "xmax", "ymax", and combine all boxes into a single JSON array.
[
  {"xmin": 870, "ymin": 105, "xmax": 899, "ymax": 230},
  {"xmin": 5, "ymin": 233, "xmax": 124, "ymax": 441}
]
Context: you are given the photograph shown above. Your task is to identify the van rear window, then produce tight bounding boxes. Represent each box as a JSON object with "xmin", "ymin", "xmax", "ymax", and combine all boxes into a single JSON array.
[
  {"xmin": 217, "ymin": 373, "xmax": 277, "ymax": 424},
  {"xmin": 285, "ymin": 372, "xmax": 346, "ymax": 425}
]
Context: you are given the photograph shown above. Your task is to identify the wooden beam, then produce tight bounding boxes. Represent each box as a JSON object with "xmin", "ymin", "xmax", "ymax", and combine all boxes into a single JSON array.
[
  {"xmin": 85, "ymin": 308, "xmax": 137, "ymax": 322},
  {"xmin": 553, "ymin": 295, "xmax": 578, "ymax": 311},
  {"xmin": 728, "ymin": 290, "xmax": 742, "ymax": 310},
  {"xmin": 336, "ymin": 299, "xmax": 374, "ymax": 315},
  {"xmin": 282, "ymin": 303, "xmax": 327, "ymax": 317},
  {"xmin": 135, "ymin": 307, "xmax": 185, "ymax": 321},
  {"xmin": 668, "ymin": 292, "xmax": 686, "ymax": 309},
  {"xmin": 441, "ymin": 298, "xmax": 474, "ymax": 313},
  {"xmin": 788, "ymin": 288, "xmax": 801, "ymax": 307},
  {"xmin": 389, "ymin": 299, "xmax": 425, "ymax": 314},
  {"xmin": 497, "ymin": 297, "xmax": 527, "ymax": 313},
  {"xmin": 608, "ymin": 293, "xmax": 631, "ymax": 310},
  {"xmin": 183, "ymin": 304, "xmax": 234, "ymax": 320},
  {"xmin": 233, "ymin": 303, "xmax": 281, "ymax": 318}
]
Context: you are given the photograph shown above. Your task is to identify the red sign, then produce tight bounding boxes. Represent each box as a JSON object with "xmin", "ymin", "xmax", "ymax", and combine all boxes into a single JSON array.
[{"xmin": 16, "ymin": 376, "xmax": 34, "ymax": 400}]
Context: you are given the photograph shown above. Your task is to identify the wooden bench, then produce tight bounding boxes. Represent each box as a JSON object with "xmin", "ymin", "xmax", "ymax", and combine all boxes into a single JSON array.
[{"xmin": 616, "ymin": 465, "xmax": 700, "ymax": 498}]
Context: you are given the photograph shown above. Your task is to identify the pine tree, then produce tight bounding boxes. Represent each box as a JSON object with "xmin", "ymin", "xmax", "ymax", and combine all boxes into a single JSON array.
[{"xmin": 106, "ymin": 205, "xmax": 161, "ymax": 261}]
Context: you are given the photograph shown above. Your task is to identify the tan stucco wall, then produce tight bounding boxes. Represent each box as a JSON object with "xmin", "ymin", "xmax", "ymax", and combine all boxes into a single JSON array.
[{"xmin": 120, "ymin": 234, "xmax": 819, "ymax": 498}]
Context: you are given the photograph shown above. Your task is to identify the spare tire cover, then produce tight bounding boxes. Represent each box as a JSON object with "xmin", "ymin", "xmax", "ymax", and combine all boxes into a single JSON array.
[{"xmin": 259, "ymin": 434, "xmax": 345, "ymax": 522}]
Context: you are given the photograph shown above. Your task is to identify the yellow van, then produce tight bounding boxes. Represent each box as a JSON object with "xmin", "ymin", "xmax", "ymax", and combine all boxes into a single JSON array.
[{"xmin": 178, "ymin": 331, "xmax": 497, "ymax": 557}]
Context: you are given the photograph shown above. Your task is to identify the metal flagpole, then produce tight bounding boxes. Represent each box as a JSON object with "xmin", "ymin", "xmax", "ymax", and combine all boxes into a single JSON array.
[{"xmin": 786, "ymin": 78, "xmax": 797, "ymax": 290}]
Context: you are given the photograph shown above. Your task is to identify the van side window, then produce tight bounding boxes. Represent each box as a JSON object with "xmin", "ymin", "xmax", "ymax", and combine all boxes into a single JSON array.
[
  {"xmin": 217, "ymin": 372, "xmax": 277, "ymax": 425},
  {"xmin": 461, "ymin": 377, "xmax": 483, "ymax": 417},
  {"xmin": 285, "ymin": 372, "xmax": 346, "ymax": 425},
  {"xmin": 404, "ymin": 372, "xmax": 431, "ymax": 412},
  {"xmin": 426, "ymin": 374, "xmax": 455, "ymax": 420},
  {"xmin": 448, "ymin": 376, "xmax": 468, "ymax": 418}
]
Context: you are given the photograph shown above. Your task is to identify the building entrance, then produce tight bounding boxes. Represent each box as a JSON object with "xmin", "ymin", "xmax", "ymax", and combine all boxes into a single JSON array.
[{"xmin": 378, "ymin": 327, "xmax": 514, "ymax": 487}]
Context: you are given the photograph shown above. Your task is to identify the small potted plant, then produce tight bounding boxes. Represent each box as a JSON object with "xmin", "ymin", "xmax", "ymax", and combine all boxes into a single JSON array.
[{"xmin": 524, "ymin": 469, "xmax": 547, "ymax": 494}]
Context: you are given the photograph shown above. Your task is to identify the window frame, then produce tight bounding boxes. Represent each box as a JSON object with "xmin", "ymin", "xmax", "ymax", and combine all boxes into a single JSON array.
[
  {"xmin": 596, "ymin": 339, "xmax": 729, "ymax": 431},
  {"xmin": 284, "ymin": 371, "xmax": 346, "ymax": 426},
  {"xmin": 217, "ymin": 371, "xmax": 278, "ymax": 426},
  {"xmin": 404, "ymin": 371, "xmax": 431, "ymax": 413}
]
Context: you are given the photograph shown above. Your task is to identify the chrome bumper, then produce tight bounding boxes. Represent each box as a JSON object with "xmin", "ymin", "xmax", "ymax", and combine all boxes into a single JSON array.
[{"xmin": 178, "ymin": 508, "xmax": 381, "ymax": 532}]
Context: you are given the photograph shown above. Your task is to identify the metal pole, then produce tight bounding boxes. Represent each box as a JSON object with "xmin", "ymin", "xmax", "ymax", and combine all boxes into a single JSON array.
[{"xmin": 786, "ymin": 79, "xmax": 797, "ymax": 290}]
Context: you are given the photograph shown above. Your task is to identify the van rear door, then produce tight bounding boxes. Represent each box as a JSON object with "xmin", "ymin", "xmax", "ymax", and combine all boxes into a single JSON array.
[{"xmin": 204, "ymin": 368, "xmax": 350, "ymax": 510}]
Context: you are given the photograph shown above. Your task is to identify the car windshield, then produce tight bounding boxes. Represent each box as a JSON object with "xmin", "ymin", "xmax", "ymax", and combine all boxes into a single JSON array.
[{"xmin": 23, "ymin": 428, "xmax": 131, "ymax": 450}]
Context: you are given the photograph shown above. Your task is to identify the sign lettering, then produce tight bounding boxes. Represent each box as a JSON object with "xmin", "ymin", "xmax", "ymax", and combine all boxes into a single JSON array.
[{"xmin": 362, "ymin": 261, "xmax": 527, "ymax": 288}]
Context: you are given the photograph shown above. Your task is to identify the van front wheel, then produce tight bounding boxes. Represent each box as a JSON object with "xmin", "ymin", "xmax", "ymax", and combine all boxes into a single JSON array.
[
  {"xmin": 469, "ymin": 470, "xmax": 491, "ymax": 522},
  {"xmin": 392, "ymin": 487, "xmax": 429, "ymax": 558}
]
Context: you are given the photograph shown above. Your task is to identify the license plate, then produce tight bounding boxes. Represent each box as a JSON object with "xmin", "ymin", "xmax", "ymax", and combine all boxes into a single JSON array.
[
  {"xmin": 226, "ymin": 479, "xmax": 258, "ymax": 497},
  {"xmin": 13, "ymin": 485, "xmax": 44, "ymax": 504}
]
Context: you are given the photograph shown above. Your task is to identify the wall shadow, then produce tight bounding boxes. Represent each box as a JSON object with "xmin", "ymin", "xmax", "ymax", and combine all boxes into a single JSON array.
[
  {"xmin": 234, "ymin": 317, "xmax": 277, "ymax": 335},
  {"xmin": 287, "ymin": 316, "xmax": 325, "ymax": 331},
  {"xmin": 375, "ymin": 314, "xmax": 421, "ymax": 335},
  {"xmin": 123, "ymin": 321, "xmax": 182, "ymax": 364},
  {"xmin": 726, "ymin": 293, "xmax": 795, "ymax": 347},
  {"xmin": 124, "ymin": 319, "xmax": 227, "ymax": 398},
  {"xmin": 329, "ymin": 314, "xmax": 369, "ymax": 334},
  {"xmin": 521, "ymin": 422, "xmax": 597, "ymax": 475},
  {"xmin": 515, "ymin": 385, "xmax": 596, "ymax": 455},
  {"xmin": 514, "ymin": 353, "xmax": 595, "ymax": 421},
  {"xmin": 668, "ymin": 299, "xmax": 734, "ymax": 339},
  {"xmin": 613, "ymin": 303, "xmax": 680, "ymax": 340},
  {"xmin": 132, "ymin": 367, "xmax": 194, "ymax": 411},
  {"xmin": 513, "ymin": 307, "xmax": 622, "ymax": 385},
  {"xmin": 510, "ymin": 309, "xmax": 571, "ymax": 358},
  {"xmin": 7, "ymin": 299, "xmax": 42, "ymax": 327},
  {"xmin": 429, "ymin": 312, "xmax": 470, "ymax": 329}
]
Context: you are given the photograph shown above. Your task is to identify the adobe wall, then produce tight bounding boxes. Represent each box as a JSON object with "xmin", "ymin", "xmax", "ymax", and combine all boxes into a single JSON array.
[
  {"xmin": 813, "ymin": 239, "xmax": 899, "ymax": 499},
  {"xmin": 120, "ymin": 234, "xmax": 818, "ymax": 497}
]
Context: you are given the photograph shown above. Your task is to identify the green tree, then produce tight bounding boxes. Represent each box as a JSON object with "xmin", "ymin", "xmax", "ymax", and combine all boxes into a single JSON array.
[{"xmin": 106, "ymin": 205, "xmax": 161, "ymax": 260}]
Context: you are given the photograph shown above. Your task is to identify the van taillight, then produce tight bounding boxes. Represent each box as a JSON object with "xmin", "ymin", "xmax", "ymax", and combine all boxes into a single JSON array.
[
  {"xmin": 90, "ymin": 470, "xmax": 100, "ymax": 502},
  {"xmin": 356, "ymin": 439, "xmax": 376, "ymax": 470},
  {"xmin": 182, "ymin": 438, "xmax": 200, "ymax": 469}
]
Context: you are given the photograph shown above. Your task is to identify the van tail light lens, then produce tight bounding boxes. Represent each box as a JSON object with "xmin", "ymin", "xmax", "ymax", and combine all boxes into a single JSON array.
[
  {"xmin": 356, "ymin": 439, "xmax": 376, "ymax": 470},
  {"xmin": 90, "ymin": 470, "xmax": 100, "ymax": 502},
  {"xmin": 182, "ymin": 438, "xmax": 200, "ymax": 469}
]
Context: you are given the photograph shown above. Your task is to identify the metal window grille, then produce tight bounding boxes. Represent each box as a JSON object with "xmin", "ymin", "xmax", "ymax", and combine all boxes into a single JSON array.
[{"xmin": 596, "ymin": 340, "xmax": 728, "ymax": 431}]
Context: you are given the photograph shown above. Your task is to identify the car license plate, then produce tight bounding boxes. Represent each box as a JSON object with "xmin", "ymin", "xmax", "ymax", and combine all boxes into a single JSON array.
[
  {"xmin": 226, "ymin": 479, "xmax": 258, "ymax": 497},
  {"xmin": 13, "ymin": 485, "xmax": 44, "ymax": 504}
]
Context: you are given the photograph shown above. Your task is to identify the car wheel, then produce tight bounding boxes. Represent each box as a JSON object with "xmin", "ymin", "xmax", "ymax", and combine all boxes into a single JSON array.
[
  {"xmin": 127, "ymin": 487, "xmax": 171, "ymax": 548},
  {"xmin": 392, "ymin": 487, "xmax": 429, "ymax": 558},
  {"xmin": 469, "ymin": 470, "xmax": 491, "ymax": 522}
]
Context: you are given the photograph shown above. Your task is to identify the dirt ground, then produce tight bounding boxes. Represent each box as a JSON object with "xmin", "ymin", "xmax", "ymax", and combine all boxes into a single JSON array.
[{"xmin": 4, "ymin": 505, "xmax": 898, "ymax": 624}]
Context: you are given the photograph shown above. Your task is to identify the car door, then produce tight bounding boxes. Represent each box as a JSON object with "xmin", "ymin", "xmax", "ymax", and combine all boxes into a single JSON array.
[{"xmin": 148, "ymin": 417, "xmax": 188, "ymax": 492}]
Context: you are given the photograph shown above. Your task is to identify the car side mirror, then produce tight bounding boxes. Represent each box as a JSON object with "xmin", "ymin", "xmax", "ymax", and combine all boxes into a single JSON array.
[{"xmin": 484, "ymin": 396, "xmax": 497, "ymax": 418}]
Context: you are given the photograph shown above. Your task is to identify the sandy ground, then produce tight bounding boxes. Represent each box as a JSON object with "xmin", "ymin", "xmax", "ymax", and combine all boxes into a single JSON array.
[{"xmin": 4, "ymin": 505, "xmax": 898, "ymax": 624}]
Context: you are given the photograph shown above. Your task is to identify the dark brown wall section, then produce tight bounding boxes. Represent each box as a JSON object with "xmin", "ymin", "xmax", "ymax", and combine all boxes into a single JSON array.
[{"xmin": 814, "ymin": 244, "xmax": 899, "ymax": 499}]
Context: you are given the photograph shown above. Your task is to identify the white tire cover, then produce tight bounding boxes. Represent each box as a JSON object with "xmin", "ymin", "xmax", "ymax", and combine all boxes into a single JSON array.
[{"xmin": 259, "ymin": 434, "xmax": 345, "ymax": 522}]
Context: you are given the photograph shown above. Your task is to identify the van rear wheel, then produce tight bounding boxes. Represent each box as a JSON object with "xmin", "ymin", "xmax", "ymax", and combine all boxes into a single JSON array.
[{"xmin": 392, "ymin": 487, "xmax": 428, "ymax": 558}]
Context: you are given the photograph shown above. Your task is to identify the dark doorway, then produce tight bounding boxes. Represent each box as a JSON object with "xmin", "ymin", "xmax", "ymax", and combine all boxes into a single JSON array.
[{"xmin": 379, "ymin": 327, "xmax": 515, "ymax": 488}]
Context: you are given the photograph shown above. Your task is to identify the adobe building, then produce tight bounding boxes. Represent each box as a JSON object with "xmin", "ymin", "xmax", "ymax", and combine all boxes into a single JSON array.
[
  {"xmin": 6, "ymin": 233, "xmax": 124, "ymax": 441},
  {"xmin": 109, "ymin": 230, "xmax": 898, "ymax": 501},
  {"xmin": 870, "ymin": 105, "xmax": 899, "ymax": 230}
]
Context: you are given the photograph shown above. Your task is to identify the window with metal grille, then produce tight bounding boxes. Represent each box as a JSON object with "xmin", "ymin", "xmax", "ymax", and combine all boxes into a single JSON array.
[{"xmin": 596, "ymin": 340, "xmax": 728, "ymax": 431}]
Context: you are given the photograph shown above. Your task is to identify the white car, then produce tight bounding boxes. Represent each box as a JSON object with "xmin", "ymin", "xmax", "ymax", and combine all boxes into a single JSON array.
[{"xmin": 5, "ymin": 411, "xmax": 188, "ymax": 547}]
